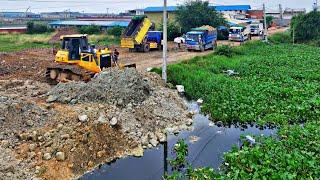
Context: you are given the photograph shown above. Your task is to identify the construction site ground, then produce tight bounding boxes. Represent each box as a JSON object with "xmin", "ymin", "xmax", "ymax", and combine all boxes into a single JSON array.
[{"xmin": 0, "ymin": 27, "xmax": 287, "ymax": 179}]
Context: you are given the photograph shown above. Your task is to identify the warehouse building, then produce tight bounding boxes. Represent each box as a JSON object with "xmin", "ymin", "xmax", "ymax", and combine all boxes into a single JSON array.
[
  {"xmin": 49, "ymin": 20, "xmax": 129, "ymax": 29},
  {"xmin": 143, "ymin": 5, "xmax": 251, "ymax": 27}
]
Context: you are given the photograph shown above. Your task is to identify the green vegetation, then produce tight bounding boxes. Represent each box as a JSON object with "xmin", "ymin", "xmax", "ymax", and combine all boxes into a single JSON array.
[
  {"xmin": 165, "ymin": 121, "xmax": 320, "ymax": 179},
  {"xmin": 176, "ymin": 0, "xmax": 225, "ymax": 33},
  {"xmin": 266, "ymin": 16, "xmax": 274, "ymax": 28},
  {"xmin": 26, "ymin": 21, "xmax": 54, "ymax": 34},
  {"xmin": 214, "ymin": 45, "xmax": 242, "ymax": 57},
  {"xmin": 269, "ymin": 31, "xmax": 292, "ymax": 44},
  {"xmin": 163, "ymin": 42, "xmax": 320, "ymax": 179},
  {"xmin": 291, "ymin": 11, "xmax": 320, "ymax": 45},
  {"xmin": 221, "ymin": 121, "xmax": 320, "ymax": 179},
  {"xmin": 77, "ymin": 25, "xmax": 102, "ymax": 34},
  {"xmin": 166, "ymin": 42, "xmax": 320, "ymax": 125},
  {"xmin": 159, "ymin": 21, "xmax": 181, "ymax": 41},
  {"xmin": 0, "ymin": 33, "xmax": 53, "ymax": 52},
  {"xmin": 89, "ymin": 34, "xmax": 120, "ymax": 46},
  {"xmin": 107, "ymin": 26, "xmax": 124, "ymax": 37}
]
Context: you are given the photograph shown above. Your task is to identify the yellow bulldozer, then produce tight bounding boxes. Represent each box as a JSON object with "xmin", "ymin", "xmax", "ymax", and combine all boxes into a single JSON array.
[{"xmin": 46, "ymin": 34, "xmax": 135, "ymax": 83}]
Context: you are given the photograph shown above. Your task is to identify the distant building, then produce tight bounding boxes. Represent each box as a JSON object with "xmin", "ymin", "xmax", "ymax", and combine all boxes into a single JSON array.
[
  {"xmin": 283, "ymin": 8, "xmax": 306, "ymax": 19},
  {"xmin": 143, "ymin": 5, "xmax": 251, "ymax": 27},
  {"xmin": 41, "ymin": 11, "xmax": 82, "ymax": 19},
  {"xmin": 0, "ymin": 26, "xmax": 27, "ymax": 34},
  {"xmin": 121, "ymin": 9, "xmax": 144, "ymax": 16},
  {"xmin": 266, "ymin": 9, "xmax": 281, "ymax": 19},
  {"xmin": 0, "ymin": 12, "xmax": 25, "ymax": 18},
  {"xmin": 248, "ymin": 10, "xmax": 264, "ymax": 19},
  {"xmin": 49, "ymin": 20, "xmax": 129, "ymax": 29}
]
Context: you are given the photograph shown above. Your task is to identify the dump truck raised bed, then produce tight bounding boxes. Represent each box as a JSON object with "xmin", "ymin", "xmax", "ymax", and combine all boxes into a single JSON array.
[
  {"xmin": 121, "ymin": 15, "xmax": 162, "ymax": 52},
  {"xmin": 186, "ymin": 25, "xmax": 217, "ymax": 52}
]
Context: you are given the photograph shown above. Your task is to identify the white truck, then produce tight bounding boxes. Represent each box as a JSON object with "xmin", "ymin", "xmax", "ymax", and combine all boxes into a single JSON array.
[
  {"xmin": 250, "ymin": 23, "xmax": 264, "ymax": 36},
  {"xmin": 228, "ymin": 26, "xmax": 251, "ymax": 42}
]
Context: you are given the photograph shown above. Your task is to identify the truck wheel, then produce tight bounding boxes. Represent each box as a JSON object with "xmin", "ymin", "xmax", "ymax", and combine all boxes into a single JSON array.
[
  {"xmin": 200, "ymin": 45, "xmax": 205, "ymax": 52},
  {"xmin": 212, "ymin": 41, "xmax": 217, "ymax": 50},
  {"xmin": 143, "ymin": 44, "xmax": 150, "ymax": 52}
]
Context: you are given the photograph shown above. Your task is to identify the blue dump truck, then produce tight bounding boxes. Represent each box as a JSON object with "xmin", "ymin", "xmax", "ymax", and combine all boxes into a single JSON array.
[{"xmin": 186, "ymin": 25, "xmax": 217, "ymax": 52}]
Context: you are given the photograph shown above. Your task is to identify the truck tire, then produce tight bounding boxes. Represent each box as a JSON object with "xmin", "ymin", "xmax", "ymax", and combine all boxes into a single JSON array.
[
  {"xmin": 143, "ymin": 44, "xmax": 150, "ymax": 52},
  {"xmin": 200, "ymin": 45, "xmax": 205, "ymax": 52},
  {"xmin": 212, "ymin": 41, "xmax": 217, "ymax": 50}
]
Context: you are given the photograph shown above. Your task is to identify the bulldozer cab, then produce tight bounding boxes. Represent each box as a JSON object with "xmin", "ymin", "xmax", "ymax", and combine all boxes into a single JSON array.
[{"xmin": 60, "ymin": 34, "xmax": 89, "ymax": 60}]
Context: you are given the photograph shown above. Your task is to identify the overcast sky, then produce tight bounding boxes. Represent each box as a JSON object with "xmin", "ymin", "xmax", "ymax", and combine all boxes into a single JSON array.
[{"xmin": 0, "ymin": 0, "xmax": 316, "ymax": 13}]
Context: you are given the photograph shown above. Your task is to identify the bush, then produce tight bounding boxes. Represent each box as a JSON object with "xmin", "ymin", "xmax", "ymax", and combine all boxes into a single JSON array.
[
  {"xmin": 269, "ymin": 32, "xmax": 292, "ymax": 44},
  {"xmin": 77, "ymin": 25, "xmax": 101, "ymax": 34},
  {"xmin": 291, "ymin": 11, "xmax": 320, "ymax": 43},
  {"xmin": 107, "ymin": 26, "xmax": 124, "ymax": 37},
  {"xmin": 214, "ymin": 45, "xmax": 242, "ymax": 57},
  {"xmin": 26, "ymin": 21, "xmax": 53, "ymax": 34}
]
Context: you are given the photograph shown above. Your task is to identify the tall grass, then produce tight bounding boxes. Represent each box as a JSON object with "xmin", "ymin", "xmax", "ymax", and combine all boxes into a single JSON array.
[{"xmin": 0, "ymin": 33, "xmax": 54, "ymax": 52}]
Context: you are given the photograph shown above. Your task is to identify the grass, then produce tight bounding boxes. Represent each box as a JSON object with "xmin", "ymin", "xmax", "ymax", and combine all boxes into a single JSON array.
[
  {"xmin": 163, "ymin": 41, "xmax": 320, "ymax": 179},
  {"xmin": 90, "ymin": 34, "xmax": 120, "ymax": 46},
  {"xmin": 0, "ymin": 33, "xmax": 120, "ymax": 53},
  {"xmin": 0, "ymin": 33, "xmax": 54, "ymax": 52},
  {"xmin": 166, "ymin": 42, "xmax": 320, "ymax": 125}
]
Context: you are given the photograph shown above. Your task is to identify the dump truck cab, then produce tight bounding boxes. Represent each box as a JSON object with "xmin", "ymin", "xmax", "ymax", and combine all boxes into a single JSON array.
[
  {"xmin": 250, "ymin": 23, "xmax": 264, "ymax": 36},
  {"xmin": 186, "ymin": 26, "xmax": 217, "ymax": 52},
  {"xmin": 229, "ymin": 26, "xmax": 250, "ymax": 42}
]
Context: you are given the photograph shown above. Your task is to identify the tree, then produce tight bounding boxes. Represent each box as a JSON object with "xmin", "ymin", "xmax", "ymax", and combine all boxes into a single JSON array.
[
  {"xmin": 26, "ymin": 21, "xmax": 53, "ymax": 34},
  {"xmin": 77, "ymin": 25, "xmax": 101, "ymax": 34},
  {"xmin": 159, "ymin": 21, "xmax": 182, "ymax": 40},
  {"xmin": 175, "ymin": 0, "xmax": 225, "ymax": 33},
  {"xmin": 107, "ymin": 26, "xmax": 124, "ymax": 37},
  {"xmin": 291, "ymin": 11, "xmax": 320, "ymax": 43},
  {"xmin": 266, "ymin": 16, "xmax": 274, "ymax": 28}
]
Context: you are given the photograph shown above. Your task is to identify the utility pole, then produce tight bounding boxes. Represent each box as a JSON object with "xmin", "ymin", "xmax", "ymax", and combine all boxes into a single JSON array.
[
  {"xmin": 263, "ymin": 3, "xmax": 268, "ymax": 42},
  {"xmin": 162, "ymin": 0, "xmax": 168, "ymax": 83},
  {"xmin": 293, "ymin": 25, "xmax": 295, "ymax": 44},
  {"xmin": 279, "ymin": 4, "xmax": 283, "ymax": 20}
]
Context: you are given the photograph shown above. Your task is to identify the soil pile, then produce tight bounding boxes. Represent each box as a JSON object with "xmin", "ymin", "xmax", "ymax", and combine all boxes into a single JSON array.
[
  {"xmin": 49, "ymin": 28, "xmax": 78, "ymax": 43},
  {"xmin": 48, "ymin": 68, "xmax": 151, "ymax": 106},
  {"xmin": 0, "ymin": 69, "xmax": 193, "ymax": 179}
]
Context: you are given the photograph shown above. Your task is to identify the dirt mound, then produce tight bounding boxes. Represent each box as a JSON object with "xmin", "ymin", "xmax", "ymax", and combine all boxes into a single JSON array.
[
  {"xmin": 0, "ymin": 69, "xmax": 193, "ymax": 179},
  {"xmin": 48, "ymin": 68, "xmax": 151, "ymax": 106},
  {"xmin": 49, "ymin": 28, "xmax": 78, "ymax": 43}
]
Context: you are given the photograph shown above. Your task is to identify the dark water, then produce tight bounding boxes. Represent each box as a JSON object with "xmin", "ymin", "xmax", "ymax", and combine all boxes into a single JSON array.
[{"xmin": 81, "ymin": 101, "xmax": 277, "ymax": 180}]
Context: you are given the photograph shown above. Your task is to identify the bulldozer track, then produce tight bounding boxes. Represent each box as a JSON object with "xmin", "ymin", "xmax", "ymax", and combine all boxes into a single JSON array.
[{"xmin": 46, "ymin": 64, "xmax": 94, "ymax": 84}]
